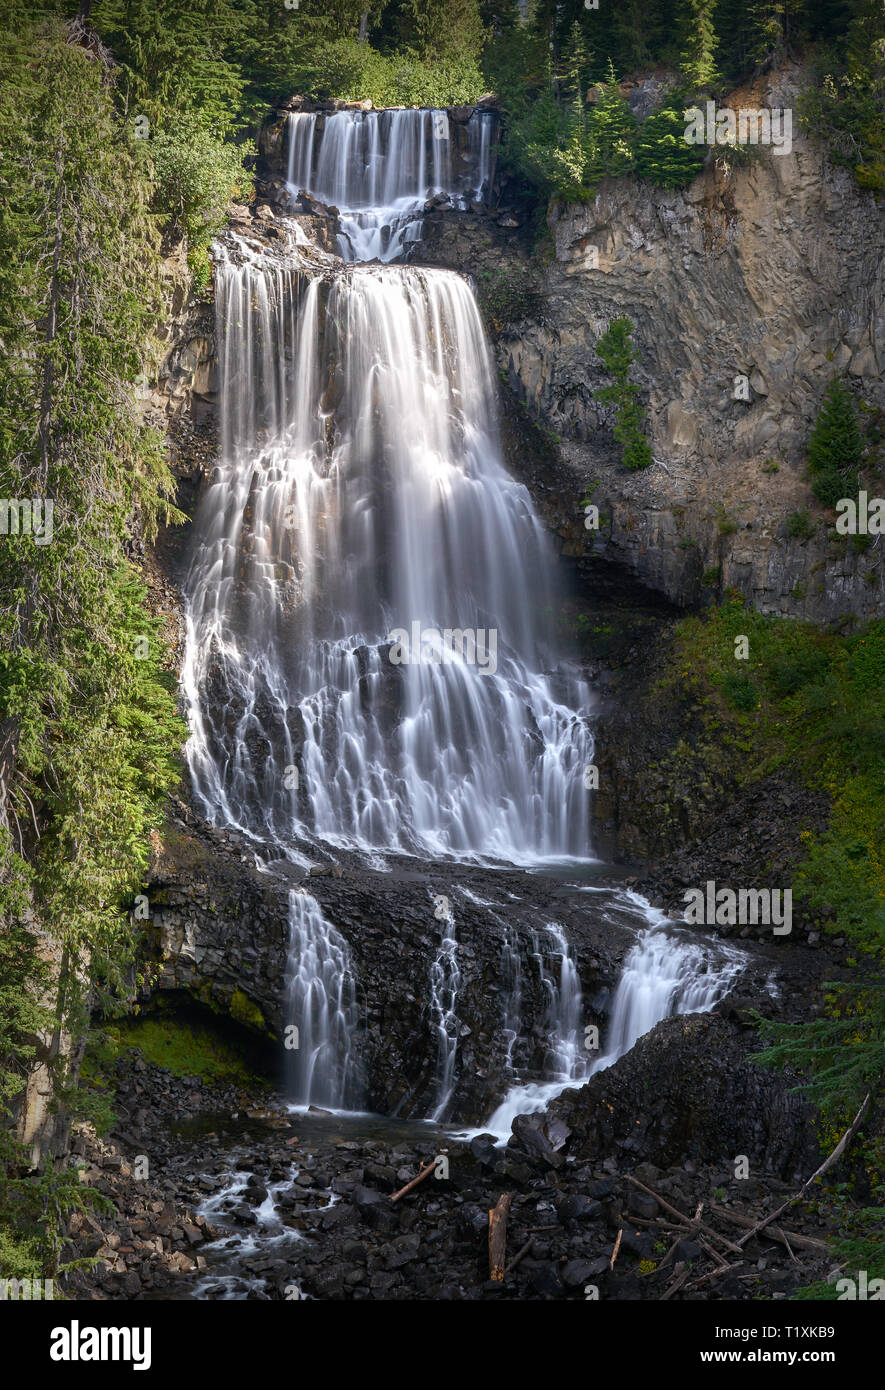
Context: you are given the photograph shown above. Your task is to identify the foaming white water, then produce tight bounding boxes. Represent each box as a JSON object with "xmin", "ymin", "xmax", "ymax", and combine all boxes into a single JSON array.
[
  {"xmin": 481, "ymin": 911, "xmax": 744, "ymax": 1141},
  {"xmin": 286, "ymin": 108, "xmax": 494, "ymax": 262},
  {"xmin": 183, "ymin": 239, "xmax": 594, "ymax": 862},
  {"xmin": 429, "ymin": 895, "xmax": 461, "ymax": 1122},
  {"xmin": 284, "ymin": 891, "xmax": 361, "ymax": 1108}
]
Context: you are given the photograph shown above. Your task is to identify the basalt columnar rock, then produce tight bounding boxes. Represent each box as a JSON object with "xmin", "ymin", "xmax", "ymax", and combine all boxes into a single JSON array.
[{"xmin": 542, "ymin": 1012, "xmax": 819, "ymax": 1182}]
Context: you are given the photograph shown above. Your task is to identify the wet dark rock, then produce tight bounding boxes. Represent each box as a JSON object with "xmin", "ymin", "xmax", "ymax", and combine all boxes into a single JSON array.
[
  {"xmin": 548, "ymin": 1013, "xmax": 818, "ymax": 1181},
  {"xmin": 510, "ymin": 1113, "xmax": 571, "ymax": 1168},
  {"xmin": 469, "ymin": 1134, "xmax": 499, "ymax": 1168},
  {"xmin": 562, "ymin": 1258, "xmax": 601, "ymax": 1288}
]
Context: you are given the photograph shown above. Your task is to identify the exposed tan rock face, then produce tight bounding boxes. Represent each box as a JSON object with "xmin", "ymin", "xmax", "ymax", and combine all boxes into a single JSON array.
[{"xmin": 420, "ymin": 73, "xmax": 885, "ymax": 624}]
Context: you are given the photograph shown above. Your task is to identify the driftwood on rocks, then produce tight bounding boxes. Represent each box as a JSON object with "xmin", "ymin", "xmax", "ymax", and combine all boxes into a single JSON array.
[
  {"xmin": 624, "ymin": 1174, "xmax": 744, "ymax": 1256},
  {"xmin": 504, "ymin": 1238, "xmax": 534, "ymax": 1275},
  {"xmin": 709, "ymin": 1205, "xmax": 831, "ymax": 1254},
  {"xmin": 489, "ymin": 1192, "xmax": 514, "ymax": 1281},
  {"xmin": 609, "ymin": 1227, "xmax": 623, "ymax": 1270},
  {"xmin": 732, "ymin": 1092, "xmax": 871, "ymax": 1249},
  {"xmin": 389, "ymin": 1158, "xmax": 439, "ymax": 1204}
]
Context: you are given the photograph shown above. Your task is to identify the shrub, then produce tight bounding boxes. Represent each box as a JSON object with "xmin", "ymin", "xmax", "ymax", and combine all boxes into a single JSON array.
[
  {"xmin": 788, "ymin": 508, "xmax": 816, "ymax": 540},
  {"xmin": 722, "ymin": 671, "xmax": 759, "ymax": 711},
  {"xmin": 477, "ymin": 268, "xmax": 544, "ymax": 334},
  {"xmin": 145, "ymin": 128, "xmax": 252, "ymax": 283}
]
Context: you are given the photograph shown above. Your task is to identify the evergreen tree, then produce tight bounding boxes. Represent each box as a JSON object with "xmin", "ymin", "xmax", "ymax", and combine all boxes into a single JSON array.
[
  {"xmin": 594, "ymin": 317, "xmax": 653, "ymax": 470},
  {"xmin": 90, "ymin": 0, "xmax": 249, "ymax": 135},
  {"xmin": 407, "ymin": 0, "xmax": 486, "ymax": 65},
  {"xmin": 807, "ymin": 377, "xmax": 864, "ymax": 508},
  {"xmin": 586, "ymin": 61, "xmax": 638, "ymax": 181},
  {"xmin": 0, "ymin": 12, "xmax": 184, "ymax": 1158},
  {"xmin": 609, "ymin": 0, "xmax": 652, "ymax": 71},
  {"xmin": 678, "ymin": 0, "xmax": 720, "ymax": 89},
  {"xmin": 745, "ymin": 0, "xmax": 804, "ymax": 69},
  {"xmin": 635, "ymin": 95, "xmax": 707, "ymax": 185}
]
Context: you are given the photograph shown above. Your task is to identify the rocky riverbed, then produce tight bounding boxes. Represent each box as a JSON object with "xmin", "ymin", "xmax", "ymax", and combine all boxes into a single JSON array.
[{"xmin": 65, "ymin": 1033, "xmax": 841, "ymax": 1303}]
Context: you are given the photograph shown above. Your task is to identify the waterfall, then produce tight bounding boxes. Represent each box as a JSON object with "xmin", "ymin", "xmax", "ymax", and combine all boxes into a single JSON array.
[
  {"xmin": 482, "ymin": 923, "xmax": 744, "ymax": 1141},
  {"xmin": 284, "ymin": 891, "xmax": 360, "ymax": 1109},
  {"xmin": 285, "ymin": 107, "xmax": 495, "ymax": 262},
  {"xmin": 179, "ymin": 104, "xmax": 735, "ymax": 1135},
  {"xmin": 499, "ymin": 926, "xmax": 523, "ymax": 1074},
  {"xmin": 183, "ymin": 241, "xmax": 594, "ymax": 862},
  {"xmin": 602, "ymin": 929, "xmax": 743, "ymax": 1062},
  {"xmin": 483, "ymin": 922, "xmax": 589, "ymax": 1137},
  {"xmin": 428, "ymin": 894, "xmax": 461, "ymax": 1121},
  {"xmin": 537, "ymin": 924, "xmax": 584, "ymax": 1084}
]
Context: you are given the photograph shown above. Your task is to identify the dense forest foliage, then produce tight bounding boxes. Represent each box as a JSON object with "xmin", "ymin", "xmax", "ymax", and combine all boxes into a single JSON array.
[{"xmin": 0, "ymin": 0, "xmax": 882, "ymax": 1291}]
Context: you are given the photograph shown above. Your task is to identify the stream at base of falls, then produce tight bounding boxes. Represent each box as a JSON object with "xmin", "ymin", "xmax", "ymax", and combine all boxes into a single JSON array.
[{"xmin": 143, "ymin": 874, "xmax": 748, "ymax": 1300}]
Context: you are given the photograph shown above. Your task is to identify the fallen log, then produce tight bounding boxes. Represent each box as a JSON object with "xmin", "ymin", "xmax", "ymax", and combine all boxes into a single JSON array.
[
  {"xmin": 699, "ymin": 1236, "xmax": 728, "ymax": 1268},
  {"xmin": 709, "ymin": 1203, "xmax": 831, "ymax": 1254},
  {"xmin": 489, "ymin": 1192, "xmax": 515, "ymax": 1281},
  {"xmin": 661, "ymin": 1261, "xmax": 689, "ymax": 1301},
  {"xmin": 685, "ymin": 1260, "xmax": 744, "ymax": 1291},
  {"xmin": 389, "ymin": 1158, "xmax": 439, "ymax": 1203},
  {"xmin": 734, "ymin": 1092, "xmax": 871, "ymax": 1250},
  {"xmin": 624, "ymin": 1175, "xmax": 743, "ymax": 1256},
  {"xmin": 609, "ymin": 1227, "xmax": 623, "ymax": 1270}
]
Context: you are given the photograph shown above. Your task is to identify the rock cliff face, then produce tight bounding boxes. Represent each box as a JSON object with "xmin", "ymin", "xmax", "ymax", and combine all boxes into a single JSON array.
[
  {"xmin": 418, "ymin": 71, "xmax": 885, "ymax": 626},
  {"xmin": 144, "ymin": 806, "xmax": 648, "ymax": 1125}
]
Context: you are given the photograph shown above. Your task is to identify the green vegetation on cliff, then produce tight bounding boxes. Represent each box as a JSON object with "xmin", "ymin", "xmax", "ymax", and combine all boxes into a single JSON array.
[
  {"xmin": 806, "ymin": 377, "xmax": 866, "ymax": 510},
  {"xmin": 0, "ymin": 10, "xmax": 184, "ymax": 1271},
  {"xmin": 667, "ymin": 597, "xmax": 885, "ymax": 1295},
  {"xmin": 485, "ymin": 0, "xmax": 885, "ymax": 201},
  {"xmin": 594, "ymin": 317, "xmax": 653, "ymax": 472}
]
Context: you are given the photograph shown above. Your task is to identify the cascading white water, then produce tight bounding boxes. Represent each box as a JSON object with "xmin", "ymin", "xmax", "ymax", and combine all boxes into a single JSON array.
[
  {"xmin": 285, "ymin": 108, "xmax": 495, "ymax": 262},
  {"xmin": 499, "ymin": 926, "xmax": 523, "ymax": 1074},
  {"xmin": 183, "ymin": 240, "xmax": 594, "ymax": 862},
  {"xmin": 602, "ymin": 929, "xmax": 743, "ymax": 1062},
  {"xmin": 181, "ymin": 106, "xmax": 738, "ymax": 1137},
  {"xmin": 428, "ymin": 894, "xmax": 461, "ymax": 1122},
  {"xmin": 537, "ymin": 923, "xmax": 584, "ymax": 1083},
  {"xmin": 482, "ymin": 920, "xmax": 745, "ymax": 1140},
  {"xmin": 481, "ymin": 922, "xmax": 588, "ymax": 1136},
  {"xmin": 284, "ymin": 891, "xmax": 360, "ymax": 1109}
]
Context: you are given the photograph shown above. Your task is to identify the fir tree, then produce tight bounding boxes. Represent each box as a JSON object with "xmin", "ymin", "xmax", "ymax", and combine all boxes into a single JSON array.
[
  {"xmin": 586, "ymin": 61, "xmax": 638, "ymax": 182},
  {"xmin": 594, "ymin": 317, "xmax": 653, "ymax": 470},
  {"xmin": 635, "ymin": 95, "xmax": 707, "ymax": 185},
  {"xmin": 807, "ymin": 377, "xmax": 864, "ymax": 509},
  {"xmin": 678, "ymin": 0, "xmax": 720, "ymax": 89},
  {"xmin": 407, "ymin": 0, "xmax": 486, "ymax": 65},
  {"xmin": 0, "ymin": 12, "xmax": 184, "ymax": 1166}
]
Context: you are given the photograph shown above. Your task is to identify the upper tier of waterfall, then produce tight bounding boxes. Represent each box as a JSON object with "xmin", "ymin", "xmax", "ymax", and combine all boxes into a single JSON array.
[
  {"xmin": 183, "ymin": 230, "xmax": 594, "ymax": 863},
  {"xmin": 285, "ymin": 107, "xmax": 495, "ymax": 261}
]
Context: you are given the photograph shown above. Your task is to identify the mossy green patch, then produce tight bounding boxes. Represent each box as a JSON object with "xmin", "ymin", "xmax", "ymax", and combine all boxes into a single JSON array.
[
  {"xmin": 84, "ymin": 1013, "xmax": 268, "ymax": 1090},
  {"xmin": 229, "ymin": 989, "xmax": 268, "ymax": 1036}
]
